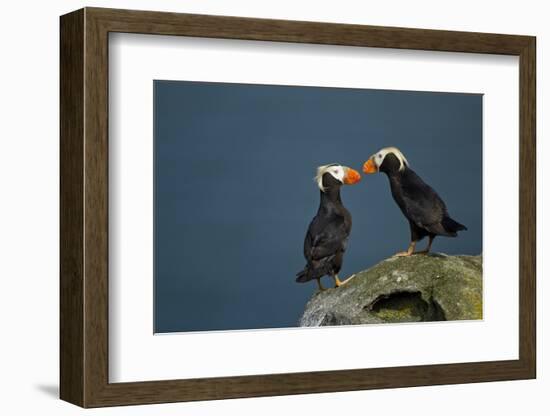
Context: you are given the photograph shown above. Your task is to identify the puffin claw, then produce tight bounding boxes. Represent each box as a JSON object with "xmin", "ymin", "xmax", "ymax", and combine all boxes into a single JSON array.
[{"xmin": 335, "ymin": 274, "xmax": 356, "ymax": 287}]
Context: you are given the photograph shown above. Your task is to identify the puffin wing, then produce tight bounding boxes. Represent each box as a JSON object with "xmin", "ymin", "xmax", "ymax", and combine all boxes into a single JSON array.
[
  {"xmin": 305, "ymin": 216, "xmax": 348, "ymax": 261},
  {"xmin": 401, "ymin": 171, "xmax": 450, "ymax": 235},
  {"xmin": 402, "ymin": 193, "xmax": 448, "ymax": 235},
  {"xmin": 297, "ymin": 216, "xmax": 347, "ymax": 282}
]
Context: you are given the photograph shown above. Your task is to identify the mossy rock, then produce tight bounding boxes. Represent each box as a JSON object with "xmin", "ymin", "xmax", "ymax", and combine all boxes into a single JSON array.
[{"xmin": 299, "ymin": 253, "xmax": 482, "ymax": 327}]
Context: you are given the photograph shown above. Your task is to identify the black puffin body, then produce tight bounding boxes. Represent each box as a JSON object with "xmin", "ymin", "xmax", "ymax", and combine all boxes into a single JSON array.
[
  {"xmin": 363, "ymin": 148, "xmax": 466, "ymax": 256},
  {"xmin": 296, "ymin": 165, "xmax": 360, "ymax": 289}
]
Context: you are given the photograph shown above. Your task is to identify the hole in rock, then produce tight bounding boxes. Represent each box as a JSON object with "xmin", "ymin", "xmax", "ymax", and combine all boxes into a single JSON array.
[{"xmin": 367, "ymin": 290, "xmax": 446, "ymax": 322}]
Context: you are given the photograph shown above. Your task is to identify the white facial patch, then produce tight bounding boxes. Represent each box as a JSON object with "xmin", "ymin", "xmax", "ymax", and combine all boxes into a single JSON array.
[
  {"xmin": 315, "ymin": 164, "xmax": 345, "ymax": 191},
  {"xmin": 372, "ymin": 147, "xmax": 409, "ymax": 171}
]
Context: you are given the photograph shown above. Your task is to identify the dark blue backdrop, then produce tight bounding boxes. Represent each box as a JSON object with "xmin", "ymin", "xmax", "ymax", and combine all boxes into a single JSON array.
[{"xmin": 154, "ymin": 80, "xmax": 482, "ymax": 333}]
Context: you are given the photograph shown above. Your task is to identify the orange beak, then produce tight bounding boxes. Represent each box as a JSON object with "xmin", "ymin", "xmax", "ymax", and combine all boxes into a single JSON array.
[
  {"xmin": 362, "ymin": 158, "xmax": 378, "ymax": 174},
  {"xmin": 343, "ymin": 167, "xmax": 361, "ymax": 185}
]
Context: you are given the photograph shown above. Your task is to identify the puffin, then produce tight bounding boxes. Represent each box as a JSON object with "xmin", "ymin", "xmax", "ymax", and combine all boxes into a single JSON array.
[
  {"xmin": 296, "ymin": 164, "xmax": 361, "ymax": 290},
  {"xmin": 362, "ymin": 147, "xmax": 467, "ymax": 256}
]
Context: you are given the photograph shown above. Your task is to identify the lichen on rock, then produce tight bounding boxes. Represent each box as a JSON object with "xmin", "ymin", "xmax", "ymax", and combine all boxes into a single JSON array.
[{"xmin": 298, "ymin": 253, "xmax": 482, "ymax": 327}]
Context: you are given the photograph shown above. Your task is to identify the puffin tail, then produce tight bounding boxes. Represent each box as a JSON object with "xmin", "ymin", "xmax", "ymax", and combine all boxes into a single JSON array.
[
  {"xmin": 295, "ymin": 267, "xmax": 310, "ymax": 283},
  {"xmin": 442, "ymin": 216, "xmax": 467, "ymax": 235}
]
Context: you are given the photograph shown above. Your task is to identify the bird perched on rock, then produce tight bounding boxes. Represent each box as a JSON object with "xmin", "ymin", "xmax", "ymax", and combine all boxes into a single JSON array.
[
  {"xmin": 363, "ymin": 147, "xmax": 467, "ymax": 256},
  {"xmin": 296, "ymin": 164, "xmax": 361, "ymax": 290}
]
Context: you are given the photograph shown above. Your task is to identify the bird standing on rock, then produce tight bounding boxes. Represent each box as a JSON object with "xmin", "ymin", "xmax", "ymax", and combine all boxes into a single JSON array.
[
  {"xmin": 296, "ymin": 164, "xmax": 361, "ymax": 290},
  {"xmin": 362, "ymin": 147, "xmax": 467, "ymax": 256}
]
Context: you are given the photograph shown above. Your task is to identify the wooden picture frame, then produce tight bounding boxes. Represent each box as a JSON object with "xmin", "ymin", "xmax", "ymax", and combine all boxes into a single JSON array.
[{"xmin": 60, "ymin": 7, "xmax": 536, "ymax": 408}]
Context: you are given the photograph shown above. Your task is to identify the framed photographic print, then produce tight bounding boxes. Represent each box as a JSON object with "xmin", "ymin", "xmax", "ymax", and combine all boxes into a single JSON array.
[{"xmin": 60, "ymin": 7, "xmax": 536, "ymax": 408}]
